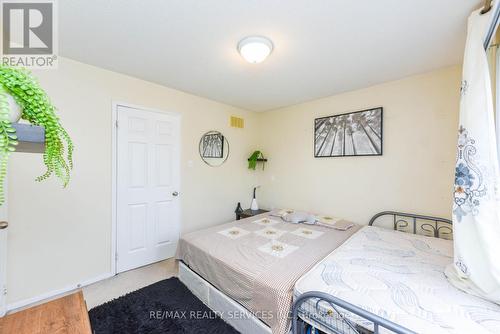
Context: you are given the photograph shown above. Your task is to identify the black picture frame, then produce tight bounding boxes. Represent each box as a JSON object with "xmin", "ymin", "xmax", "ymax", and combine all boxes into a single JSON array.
[
  {"xmin": 201, "ymin": 132, "xmax": 225, "ymax": 158},
  {"xmin": 314, "ymin": 107, "xmax": 383, "ymax": 157}
]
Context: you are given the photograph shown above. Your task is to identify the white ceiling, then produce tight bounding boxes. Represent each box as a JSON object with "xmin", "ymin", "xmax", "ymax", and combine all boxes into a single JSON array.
[{"xmin": 60, "ymin": 0, "xmax": 481, "ymax": 112}]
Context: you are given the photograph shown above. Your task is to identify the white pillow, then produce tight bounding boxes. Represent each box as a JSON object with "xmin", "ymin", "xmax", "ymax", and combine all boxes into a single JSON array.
[
  {"xmin": 269, "ymin": 208, "xmax": 294, "ymax": 218},
  {"xmin": 282, "ymin": 211, "xmax": 316, "ymax": 224}
]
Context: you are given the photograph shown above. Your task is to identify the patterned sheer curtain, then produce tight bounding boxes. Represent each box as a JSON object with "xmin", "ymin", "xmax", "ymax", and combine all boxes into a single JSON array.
[{"xmin": 445, "ymin": 6, "xmax": 500, "ymax": 303}]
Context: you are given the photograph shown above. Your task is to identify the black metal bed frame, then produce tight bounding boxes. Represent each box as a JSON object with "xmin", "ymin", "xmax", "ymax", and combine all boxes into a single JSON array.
[
  {"xmin": 292, "ymin": 211, "xmax": 452, "ymax": 334},
  {"xmin": 368, "ymin": 211, "xmax": 452, "ymax": 239}
]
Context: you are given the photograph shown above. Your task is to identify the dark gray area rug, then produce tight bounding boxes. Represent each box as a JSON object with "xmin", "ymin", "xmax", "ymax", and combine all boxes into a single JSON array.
[{"xmin": 88, "ymin": 277, "xmax": 240, "ymax": 334}]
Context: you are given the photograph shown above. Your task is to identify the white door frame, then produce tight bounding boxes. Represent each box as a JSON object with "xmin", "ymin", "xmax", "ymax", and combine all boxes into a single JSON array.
[
  {"xmin": 111, "ymin": 101, "xmax": 181, "ymax": 275},
  {"xmin": 0, "ymin": 177, "xmax": 8, "ymax": 317}
]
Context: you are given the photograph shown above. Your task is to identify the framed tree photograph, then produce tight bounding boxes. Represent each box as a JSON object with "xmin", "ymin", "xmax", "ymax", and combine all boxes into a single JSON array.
[
  {"xmin": 314, "ymin": 107, "xmax": 383, "ymax": 157},
  {"xmin": 201, "ymin": 132, "xmax": 225, "ymax": 158}
]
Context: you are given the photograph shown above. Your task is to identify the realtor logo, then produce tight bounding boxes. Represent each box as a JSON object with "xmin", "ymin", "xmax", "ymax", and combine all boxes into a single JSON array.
[{"xmin": 1, "ymin": 0, "xmax": 57, "ymax": 68}]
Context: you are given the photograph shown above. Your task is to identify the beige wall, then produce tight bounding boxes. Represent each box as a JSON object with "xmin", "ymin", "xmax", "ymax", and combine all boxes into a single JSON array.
[
  {"xmin": 6, "ymin": 58, "xmax": 259, "ymax": 305},
  {"xmin": 255, "ymin": 66, "xmax": 461, "ymax": 224},
  {"xmin": 5, "ymin": 61, "xmax": 461, "ymax": 307}
]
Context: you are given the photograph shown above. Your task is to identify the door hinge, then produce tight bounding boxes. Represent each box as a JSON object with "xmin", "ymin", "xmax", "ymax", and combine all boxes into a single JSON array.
[
  {"xmin": 3, "ymin": 286, "xmax": 7, "ymax": 296},
  {"xmin": 115, "ymin": 120, "xmax": 119, "ymax": 128},
  {"xmin": 115, "ymin": 253, "xmax": 118, "ymax": 262}
]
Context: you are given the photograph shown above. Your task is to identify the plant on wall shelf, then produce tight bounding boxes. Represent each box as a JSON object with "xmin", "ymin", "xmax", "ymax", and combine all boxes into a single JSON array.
[
  {"xmin": 0, "ymin": 65, "xmax": 73, "ymax": 204},
  {"xmin": 248, "ymin": 150, "xmax": 266, "ymax": 170}
]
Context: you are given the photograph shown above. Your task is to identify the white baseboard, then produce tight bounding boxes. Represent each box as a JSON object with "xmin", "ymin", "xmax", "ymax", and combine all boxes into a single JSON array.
[{"xmin": 6, "ymin": 271, "xmax": 114, "ymax": 313}]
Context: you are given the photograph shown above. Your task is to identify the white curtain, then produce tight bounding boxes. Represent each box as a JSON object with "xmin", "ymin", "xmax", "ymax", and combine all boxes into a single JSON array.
[{"xmin": 445, "ymin": 8, "xmax": 500, "ymax": 303}]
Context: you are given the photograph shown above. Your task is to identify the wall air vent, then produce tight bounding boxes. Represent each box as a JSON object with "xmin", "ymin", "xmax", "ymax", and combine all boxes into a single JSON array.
[{"xmin": 230, "ymin": 116, "xmax": 244, "ymax": 129}]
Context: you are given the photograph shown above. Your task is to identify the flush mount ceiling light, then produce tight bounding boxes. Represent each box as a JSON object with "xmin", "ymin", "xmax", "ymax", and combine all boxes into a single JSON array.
[{"xmin": 237, "ymin": 36, "xmax": 274, "ymax": 64}]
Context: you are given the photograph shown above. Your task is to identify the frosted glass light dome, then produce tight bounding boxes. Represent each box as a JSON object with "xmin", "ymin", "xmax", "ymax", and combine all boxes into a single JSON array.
[{"xmin": 237, "ymin": 36, "xmax": 273, "ymax": 64}]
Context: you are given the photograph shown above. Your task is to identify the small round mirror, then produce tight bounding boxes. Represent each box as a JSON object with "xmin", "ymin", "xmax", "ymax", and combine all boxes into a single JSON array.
[{"xmin": 199, "ymin": 131, "xmax": 229, "ymax": 167}]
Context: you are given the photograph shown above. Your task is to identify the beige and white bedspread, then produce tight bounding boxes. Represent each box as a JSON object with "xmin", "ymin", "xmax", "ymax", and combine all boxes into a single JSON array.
[{"xmin": 175, "ymin": 213, "xmax": 360, "ymax": 334}]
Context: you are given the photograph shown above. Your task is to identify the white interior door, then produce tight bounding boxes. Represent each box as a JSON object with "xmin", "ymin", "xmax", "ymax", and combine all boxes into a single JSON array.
[{"xmin": 116, "ymin": 105, "xmax": 180, "ymax": 273}]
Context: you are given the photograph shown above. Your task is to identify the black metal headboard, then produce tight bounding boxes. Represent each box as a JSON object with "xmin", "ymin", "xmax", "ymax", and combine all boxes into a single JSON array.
[{"xmin": 369, "ymin": 211, "xmax": 452, "ymax": 239}]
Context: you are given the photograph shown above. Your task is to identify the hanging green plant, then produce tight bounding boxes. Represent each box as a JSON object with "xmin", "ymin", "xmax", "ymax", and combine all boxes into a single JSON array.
[
  {"xmin": 248, "ymin": 150, "xmax": 266, "ymax": 170},
  {"xmin": 0, "ymin": 65, "xmax": 73, "ymax": 204}
]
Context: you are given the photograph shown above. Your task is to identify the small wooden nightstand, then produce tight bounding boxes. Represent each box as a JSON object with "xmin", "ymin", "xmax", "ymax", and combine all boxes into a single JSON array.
[{"xmin": 236, "ymin": 209, "xmax": 269, "ymax": 220}]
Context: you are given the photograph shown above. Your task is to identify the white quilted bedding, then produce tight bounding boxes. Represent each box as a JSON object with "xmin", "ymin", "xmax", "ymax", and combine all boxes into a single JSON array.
[{"xmin": 294, "ymin": 226, "xmax": 500, "ymax": 334}]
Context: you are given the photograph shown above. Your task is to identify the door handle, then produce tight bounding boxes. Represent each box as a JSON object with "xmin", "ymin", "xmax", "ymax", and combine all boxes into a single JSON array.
[
  {"xmin": 172, "ymin": 191, "xmax": 179, "ymax": 197},
  {"xmin": 0, "ymin": 221, "xmax": 8, "ymax": 230}
]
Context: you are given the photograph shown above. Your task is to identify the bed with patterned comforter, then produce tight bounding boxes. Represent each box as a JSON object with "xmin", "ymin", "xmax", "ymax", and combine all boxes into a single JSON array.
[
  {"xmin": 294, "ymin": 225, "xmax": 500, "ymax": 334},
  {"xmin": 176, "ymin": 213, "xmax": 360, "ymax": 334}
]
